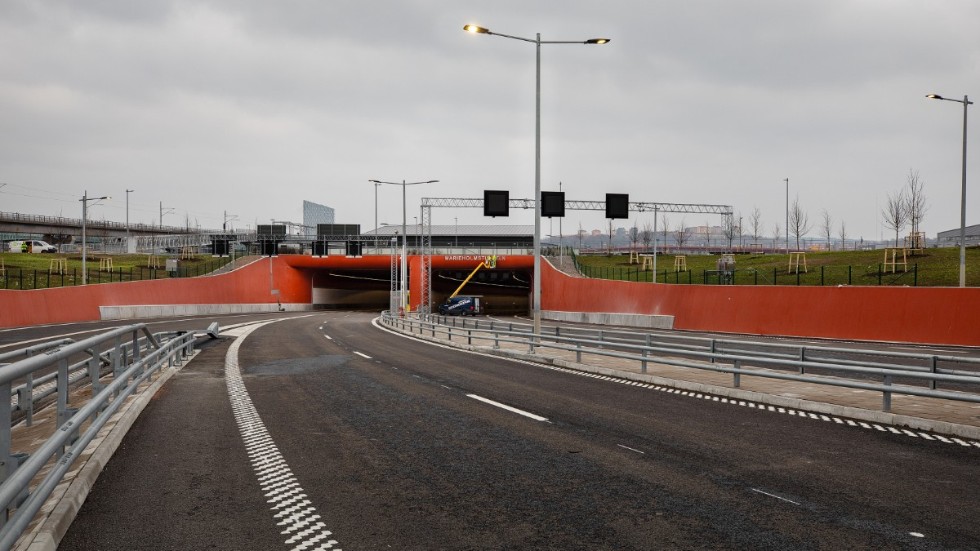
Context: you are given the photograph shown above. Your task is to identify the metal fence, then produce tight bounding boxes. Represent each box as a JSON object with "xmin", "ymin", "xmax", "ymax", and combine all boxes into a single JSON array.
[
  {"xmin": 381, "ymin": 312, "xmax": 980, "ymax": 412},
  {"xmin": 0, "ymin": 323, "xmax": 216, "ymax": 549},
  {"xmin": 574, "ymin": 260, "xmax": 921, "ymax": 286}
]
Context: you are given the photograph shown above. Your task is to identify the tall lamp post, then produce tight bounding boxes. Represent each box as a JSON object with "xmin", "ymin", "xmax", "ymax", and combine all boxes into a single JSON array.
[
  {"xmin": 927, "ymin": 93, "xmax": 973, "ymax": 287},
  {"xmin": 369, "ymin": 179, "xmax": 438, "ymax": 314},
  {"xmin": 80, "ymin": 191, "xmax": 110, "ymax": 285},
  {"xmin": 463, "ymin": 24, "xmax": 609, "ymax": 336},
  {"xmin": 784, "ymin": 178, "xmax": 789, "ymax": 254},
  {"xmin": 373, "ymin": 181, "xmax": 381, "ymax": 252},
  {"xmin": 125, "ymin": 189, "xmax": 134, "ymax": 236}
]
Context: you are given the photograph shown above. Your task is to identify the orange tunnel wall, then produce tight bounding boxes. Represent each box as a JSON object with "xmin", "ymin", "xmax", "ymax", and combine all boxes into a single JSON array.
[
  {"xmin": 3, "ymin": 254, "xmax": 979, "ymax": 347},
  {"xmin": 0, "ymin": 258, "xmax": 310, "ymax": 329},
  {"xmin": 541, "ymin": 261, "xmax": 980, "ymax": 346}
]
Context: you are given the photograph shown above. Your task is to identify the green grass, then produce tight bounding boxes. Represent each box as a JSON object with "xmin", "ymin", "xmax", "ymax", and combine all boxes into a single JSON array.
[
  {"xmin": 0, "ymin": 252, "xmax": 235, "ymax": 290},
  {"xmin": 572, "ymin": 247, "xmax": 980, "ymax": 287}
]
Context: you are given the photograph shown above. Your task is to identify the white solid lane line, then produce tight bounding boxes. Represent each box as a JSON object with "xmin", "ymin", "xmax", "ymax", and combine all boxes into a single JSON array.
[
  {"xmin": 353, "ymin": 351, "xmax": 371, "ymax": 359},
  {"xmin": 466, "ymin": 394, "xmax": 549, "ymax": 422}
]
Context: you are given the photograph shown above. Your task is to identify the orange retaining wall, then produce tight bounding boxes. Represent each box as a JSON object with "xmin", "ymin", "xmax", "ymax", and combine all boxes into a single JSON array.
[
  {"xmin": 3, "ymin": 254, "xmax": 979, "ymax": 346},
  {"xmin": 541, "ymin": 261, "xmax": 980, "ymax": 346},
  {"xmin": 0, "ymin": 258, "xmax": 310, "ymax": 329}
]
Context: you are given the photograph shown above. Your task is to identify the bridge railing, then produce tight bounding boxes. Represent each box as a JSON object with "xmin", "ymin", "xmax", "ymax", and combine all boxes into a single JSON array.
[
  {"xmin": 0, "ymin": 322, "xmax": 217, "ymax": 548},
  {"xmin": 380, "ymin": 312, "xmax": 980, "ymax": 413}
]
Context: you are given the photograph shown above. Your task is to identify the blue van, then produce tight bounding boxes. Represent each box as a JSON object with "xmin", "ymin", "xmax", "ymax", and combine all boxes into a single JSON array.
[{"xmin": 438, "ymin": 296, "xmax": 482, "ymax": 316}]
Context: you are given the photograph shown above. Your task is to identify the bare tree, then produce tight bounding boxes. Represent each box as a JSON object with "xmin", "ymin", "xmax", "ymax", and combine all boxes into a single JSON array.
[
  {"xmin": 674, "ymin": 218, "xmax": 688, "ymax": 250},
  {"xmin": 722, "ymin": 214, "xmax": 738, "ymax": 250},
  {"xmin": 838, "ymin": 220, "xmax": 848, "ymax": 251},
  {"xmin": 789, "ymin": 196, "xmax": 812, "ymax": 250},
  {"xmin": 881, "ymin": 189, "xmax": 909, "ymax": 247},
  {"xmin": 749, "ymin": 207, "xmax": 762, "ymax": 244},
  {"xmin": 628, "ymin": 223, "xmax": 640, "ymax": 252},
  {"xmin": 905, "ymin": 169, "xmax": 928, "ymax": 248},
  {"xmin": 772, "ymin": 223, "xmax": 781, "ymax": 251},
  {"xmin": 577, "ymin": 223, "xmax": 586, "ymax": 249},
  {"xmin": 820, "ymin": 209, "xmax": 833, "ymax": 250},
  {"xmin": 660, "ymin": 215, "xmax": 670, "ymax": 251},
  {"xmin": 640, "ymin": 222, "xmax": 653, "ymax": 251}
]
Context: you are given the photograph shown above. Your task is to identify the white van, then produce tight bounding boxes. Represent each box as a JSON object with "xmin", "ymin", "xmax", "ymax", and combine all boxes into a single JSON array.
[{"xmin": 7, "ymin": 240, "xmax": 58, "ymax": 253}]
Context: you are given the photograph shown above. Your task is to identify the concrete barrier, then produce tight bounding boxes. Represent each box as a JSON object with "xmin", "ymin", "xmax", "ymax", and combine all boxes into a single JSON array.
[
  {"xmin": 99, "ymin": 303, "xmax": 312, "ymax": 320},
  {"xmin": 542, "ymin": 310, "xmax": 674, "ymax": 329}
]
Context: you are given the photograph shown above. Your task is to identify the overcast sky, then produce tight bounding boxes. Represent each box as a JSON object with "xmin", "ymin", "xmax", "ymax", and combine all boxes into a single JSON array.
[{"xmin": 1, "ymin": 0, "xmax": 977, "ymax": 242}]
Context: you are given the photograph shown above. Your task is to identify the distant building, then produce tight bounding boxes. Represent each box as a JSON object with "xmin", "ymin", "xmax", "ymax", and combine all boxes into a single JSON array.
[
  {"xmin": 937, "ymin": 224, "xmax": 980, "ymax": 247},
  {"xmin": 303, "ymin": 200, "xmax": 335, "ymax": 228}
]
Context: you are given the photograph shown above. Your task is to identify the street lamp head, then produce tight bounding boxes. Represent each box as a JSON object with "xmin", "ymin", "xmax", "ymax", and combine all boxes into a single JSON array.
[
  {"xmin": 585, "ymin": 38, "xmax": 610, "ymax": 44},
  {"xmin": 926, "ymin": 94, "xmax": 944, "ymax": 100},
  {"xmin": 463, "ymin": 24, "xmax": 490, "ymax": 34}
]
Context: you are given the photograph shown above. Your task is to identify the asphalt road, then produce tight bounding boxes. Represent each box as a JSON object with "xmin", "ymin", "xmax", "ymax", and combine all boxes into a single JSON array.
[{"xmin": 41, "ymin": 312, "xmax": 980, "ymax": 550}]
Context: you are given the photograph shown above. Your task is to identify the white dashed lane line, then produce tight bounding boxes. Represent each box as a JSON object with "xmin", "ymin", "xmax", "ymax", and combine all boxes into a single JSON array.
[
  {"xmin": 533, "ymin": 363, "xmax": 980, "ymax": 449},
  {"xmin": 467, "ymin": 394, "xmax": 550, "ymax": 422},
  {"xmin": 226, "ymin": 323, "xmax": 343, "ymax": 551},
  {"xmin": 353, "ymin": 351, "xmax": 371, "ymax": 359}
]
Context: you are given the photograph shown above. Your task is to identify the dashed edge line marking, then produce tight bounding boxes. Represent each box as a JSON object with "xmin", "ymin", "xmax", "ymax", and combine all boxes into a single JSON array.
[{"xmin": 226, "ymin": 322, "xmax": 343, "ymax": 551}]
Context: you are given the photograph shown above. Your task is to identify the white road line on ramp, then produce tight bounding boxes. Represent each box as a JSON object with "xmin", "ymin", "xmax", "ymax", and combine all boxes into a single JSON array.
[
  {"xmin": 466, "ymin": 394, "xmax": 549, "ymax": 422},
  {"xmin": 751, "ymin": 488, "xmax": 800, "ymax": 506},
  {"xmin": 353, "ymin": 351, "xmax": 371, "ymax": 359},
  {"xmin": 226, "ymin": 322, "xmax": 343, "ymax": 550}
]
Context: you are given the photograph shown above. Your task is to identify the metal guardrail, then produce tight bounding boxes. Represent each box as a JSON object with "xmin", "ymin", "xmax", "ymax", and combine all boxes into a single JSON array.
[
  {"xmin": 381, "ymin": 312, "xmax": 980, "ymax": 412},
  {"xmin": 0, "ymin": 323, "xmax": 217, "ymax": 549}
]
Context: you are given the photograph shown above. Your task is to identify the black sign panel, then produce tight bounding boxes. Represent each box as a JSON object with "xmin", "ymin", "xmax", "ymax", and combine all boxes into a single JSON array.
[
  {"xmin": 605, "ymin": 193, "xmax": 630, "ymax": 219},
  {"xmin": 317, "ymin": 224, "xmax": 361, "ymax": 238},
  {"xmin": 484, "ymin": 190, "xmax": 509, "ymax": 217},
  {"xmin": 257, "ymin": 224, "xmax": 286, "ymax": 237},
  {"xmin": 541, "ymin": 191, "xmax": 565, "ymax": 218}
]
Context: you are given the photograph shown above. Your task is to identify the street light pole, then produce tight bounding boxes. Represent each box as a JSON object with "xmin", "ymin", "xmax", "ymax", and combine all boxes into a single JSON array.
[
  {"xmin": 125, "ymin": 189, "xmax": 134, "ymax": 237},
  {"xmin": 784, "ymin": 178, "xmax": 789, "ymax": 254},
  {"xmin": 80, "ymin": 191, "xmax": 110, "ymax": 285},
  {"xmin": 927, "ymin": 93, "xmax": 973, "ymax": 287},
  {"xmin": 369, "ymin": 179, "xmax": 438, "ymax": 314},
  {"xmin": 464, "ymin": 24, "xmax": 609, "ymax": 336},
  {"xmin": 374, "ymin": 181, "xmax": 381, "ymax": 252}
]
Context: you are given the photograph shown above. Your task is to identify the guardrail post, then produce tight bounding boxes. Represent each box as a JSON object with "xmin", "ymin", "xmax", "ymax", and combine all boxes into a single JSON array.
[
  {"xmin": 576, "ymin": 342, "xmax": 582, "ymax": 363},
  {"xmin": 131, "ymin": 331, "xmax": 141, "ymax": 363},
  {"xmin": 641, "ymin": 349, "xmax": 648, "ymax": 374},
  {"xmin": 882, "ymin": 374, "xmax": 892, "ymax": 412},
  {"xmin": 709, "ymin": 339, "xmax": 716, "ymax": 364},
  {"xmin": 467, "ymin": 329, "xmax": 472, "ymax": 346},
  {"xmin": 88, "ymin": 350, "xmax": 103, "ymax": 398},
  {"xmin": 0, "ymin": 381, "xmax": 12, "ymax": 487},
  {"xmin": 493, "ymin": 329, "xmax": 500, "ymax": 350},
  {"xmin": 733, "ymin": 360, "xmax": 741, "ymax": 388},
  {"xmin": 447, "ymin": 327, "xmax": 453, "ymax": 342},
  {"xmin": 15, "ymin": 386, "xmax": 32, "ymax": 428},
  {"xmin": 930, "ymin": 356, "xmax": 938, "ymax": 390},
  {"xmin": 56, "ymin": 358, "xmax": 70, "ymax": 457},
  {"xmin": 799, "ymin": 347, "xmax": 806, "ymax": 374},
  {"xmin": 598, "ymin": 330, "xmax": 604, "ymax": 349}
]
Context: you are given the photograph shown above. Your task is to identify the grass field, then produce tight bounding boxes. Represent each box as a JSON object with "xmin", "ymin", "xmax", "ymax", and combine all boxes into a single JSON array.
[
  {"xmin": 572, "ymin": 247, "xmax": 980, "ymax": 287},
  {"xmin": 0, "ymin": 252, "xmax": 235, "ymax": 290}
]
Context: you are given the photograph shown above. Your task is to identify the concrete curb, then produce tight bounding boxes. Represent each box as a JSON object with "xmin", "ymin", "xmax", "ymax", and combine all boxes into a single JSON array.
[
  {"xmin": 390, "ymin": 324, "xmax": 980, "ymax": 442},
  {"xmin": 16, "ymin": 350, "xmax": 199, "ymax": 551}
]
